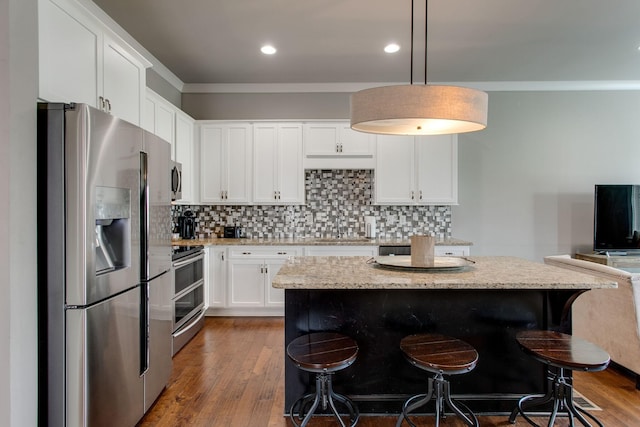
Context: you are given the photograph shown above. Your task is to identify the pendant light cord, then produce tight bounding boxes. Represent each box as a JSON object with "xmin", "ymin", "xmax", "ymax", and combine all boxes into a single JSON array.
[
  {"xmin": 410, "ymin": 0, "xmax": 428, "ymax": 85},
  {"xmin": 410, "ymin": 0, "xmax": 414, "ymax": 85},
  {"xmin": 424, "ymin": 0, "xmax": 428, "ymax": 84}
]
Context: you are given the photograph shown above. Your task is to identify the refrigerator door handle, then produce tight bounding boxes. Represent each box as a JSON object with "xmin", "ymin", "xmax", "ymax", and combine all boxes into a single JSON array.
[
  {"xmin": 140, "ymin": 151, "xmax": 150, "ymax": 375},
  {"xmin": 140, "ymin": 282, "xmax": 150, "ymax": 376}
]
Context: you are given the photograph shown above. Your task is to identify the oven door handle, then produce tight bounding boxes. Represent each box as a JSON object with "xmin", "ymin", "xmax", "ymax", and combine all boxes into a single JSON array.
[
  {"xmin": 173, "ymin": 279, "xmax": 205, "ymax": 300},
  {"xmin": 173, "ymin": 309, "xmax": 206, "ymax": 338},
  {"xmin": 172, "ymin": 252, "xmax": 204, "ymax": 269}
]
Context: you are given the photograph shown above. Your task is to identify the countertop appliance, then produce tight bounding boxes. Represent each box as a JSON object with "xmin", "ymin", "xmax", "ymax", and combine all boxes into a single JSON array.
[
  {"xmin": 365, "ymin": 216, "xmax": 377, "ymax": 238},
  {"xmin": 179, "ymin": 210, "xmax": 196, "ymax": 239},
  {"xmin": 37, "ymin": 103, "xmax": 173, "ymax": 427},
  {"xmin": 223, "ymin": 226, "xmax": 243, "ymax": 238},
  {"xmin": 171, "ymin": 245, "xmax": 205, "ymax": 355}
]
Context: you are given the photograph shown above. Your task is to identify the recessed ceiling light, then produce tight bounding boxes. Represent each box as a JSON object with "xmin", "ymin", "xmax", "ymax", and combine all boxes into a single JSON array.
[
  {"xmin": 261, "ymin": 45, "xmax": 277, "ymax": 55},
  {"xmin": 384, "ymin": 43, "xmax": 400, "ymax": 53}
]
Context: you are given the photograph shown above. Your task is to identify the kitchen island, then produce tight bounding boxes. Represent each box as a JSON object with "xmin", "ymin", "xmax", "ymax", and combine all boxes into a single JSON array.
[{"xmin": 272, "ymin": 256, "xmax": 616, "ymax": 415}]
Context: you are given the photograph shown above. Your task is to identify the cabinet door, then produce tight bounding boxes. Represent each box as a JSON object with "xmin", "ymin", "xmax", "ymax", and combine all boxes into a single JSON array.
[
  {"xmin": 153, "ymin": 101, "xmax": 176, "ymax": 150},
  {"xmin": 225, "ymin": 125, "xmax": 252, "ymax": 204},
  {"xmin": 304, "ymin": 124, "xmax": 340, "ymax": 156},
  {"xmin": 278, "ymin": 124, "xmax": 304, "ymax": 204},
  {"xmin": 200, "ymin": 125, "xmax": 225, "ymax": 203},
  {"xmin": 39, "ymin": 0, "xmax": 100, "ymax": 106},
  {"xmin": 375, "ymin": 135, "xmax": 415, "ymax": 204},
  {"xmin": 265, "ymin": 258, "xmax": 286, "ymax": 307},
  {"xmin": 207, "ymin": 247, "xmax": 227, "ymax": 308},
  {"xmin": 435, "ymin": 246, "xmax": 470, "ymax": 256},
  {"xmin": 102, "ymin": 35, "xmax": 144, "ymax": 125},
  {"xmin": 175, "ymin": 111, "xmax": 196, "ymax": 203},
  {"xmin": 253, "ymin": 124, "xmax": 279, "ymax": 203},
  {"xmin": 339, "ymin": 125, "xmax": 374, "ymax": 156},
  {"xmin": 415, "ymin": 134, "xmax": 458, "ymax": 204},
  {"xmin": 227, "ymin": 259, "xmax": 265, "ymax": 307}
]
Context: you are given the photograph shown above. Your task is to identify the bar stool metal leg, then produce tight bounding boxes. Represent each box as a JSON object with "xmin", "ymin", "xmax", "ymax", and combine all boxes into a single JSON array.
[
  {"xmin": 289, "ymin": 371, "xmax": 359, "ymax": 427},
  {"xmin": 509, "ymin": 367, "xmax": 604, "ymax": 427},
  {"xmin": 396, "ymin": 373, "xmax": 479, "ymax": 427}
]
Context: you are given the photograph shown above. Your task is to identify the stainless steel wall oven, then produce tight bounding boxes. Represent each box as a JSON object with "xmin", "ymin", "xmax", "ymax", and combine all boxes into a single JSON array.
[{"xmin": 171, "ymin": 245, "xmax": 205, "ymax": 355}]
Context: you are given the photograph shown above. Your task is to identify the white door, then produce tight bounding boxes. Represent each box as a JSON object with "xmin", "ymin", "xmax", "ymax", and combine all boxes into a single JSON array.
[
  {"xmin": 375, "ymin": 135, "xmax": 415, "ymax": 204},
  {"xmin": 226, "ymin": 125, "xmax": 252, "ymax": 204},
  {"xmin": 200, "ymin": 125, "xmax": 225, "ymax": 203},
  {"xmin": 339, "ymin": 125, "xmax": 374, "ymax": 156},
  {"xmin": 304, "ymin": 124, "xmax": 339, "ymax": 156},
  {"xmin": 38, "ymin": 0, "xmax": 99, "ymax": 106},
  {"xmin": 415, "ymin": 134, "xmax": 458, "ymax": 204},
  {"xmin": 175, "ymin": 111, "xmax": 196, "ymax": 203},
  {"xmin": 278, "ymin": 124, "xmax": 304, "ymax": 204},
  {"xmin": 102, "ymin": 36, "xmax": 144, "ymax": 125},
  {"xmin": 207, "ymin": 248, "xmax": 227, "ymax": 308},
  {"xmin": 253, "ymin": 124, "xmax": 279, "ymax": 203},
  {"xmin": 227, "ymin": 259, "xmax": 264, "ymax": 307},
  {"xmin": 265, "ymin": 259, "xmax": 286, "ymax": 307}
]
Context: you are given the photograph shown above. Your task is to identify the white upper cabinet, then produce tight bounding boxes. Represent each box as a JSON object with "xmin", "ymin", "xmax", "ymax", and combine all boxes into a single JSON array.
[
  {"xmin": 144, "ymin": 89, "xmax": 198, "ymax": 204},
  {"xmin": 200, "ymin": 123, "xmax": 252, "ymax": 205},
  {"xmin": 303, "ymin": 122, "xmax": 375, "ymax": 169},
  {"xmin": 101, "ymin": 35, "xmax": 146, "ymax": 125},
  {"xmin": 415, "ymin": 135, "xmax": 458, "ymax": 204},
  {"xmin": 175, "ymin": 110, "xmax": 197, "ymax": 204},
  {"xmin": 38, "ymin": 0, "xmax": 149, "ymax": 126},
  {"xmin": 375, "ymin": 134, "xmax": 458, "ymax": 205},
  {"xmin": 253, "ymin": 123, "xmax": 304, "ymax": 205},
  {"xmin": 143, "ymin": 89, "xmax": 175, "ymax": 152},
  {"xmin": 38, "ymin": 0, "xmax": 99, "ymax": 108},
  {"xmin": 375, "ymin": 135, "xmax": 416, "ymax": 204}
]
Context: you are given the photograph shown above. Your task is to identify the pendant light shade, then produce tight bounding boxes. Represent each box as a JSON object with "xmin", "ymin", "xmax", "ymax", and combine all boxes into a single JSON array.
[
  {"xmin": 351, "ymin": 84, "xmax": 488, "ymax": 135},
  {"xmin": 350, "ymin": 0, "xmax": 488, "ymax": 136}
]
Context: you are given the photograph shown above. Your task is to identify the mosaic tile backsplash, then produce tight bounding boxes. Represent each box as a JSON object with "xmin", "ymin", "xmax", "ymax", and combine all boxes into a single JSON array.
[{"xmin": 172, "ymin": 170, "xmax": 452, "ymax": 239}]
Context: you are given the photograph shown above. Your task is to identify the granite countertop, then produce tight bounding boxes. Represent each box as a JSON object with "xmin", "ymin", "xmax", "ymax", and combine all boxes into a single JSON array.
[
  {"xmin": 171, "ymin": 236, "xmax": 472, "ymax": 247},
  {"xmin": 271, "ymin": 256, "xmax": 617, "ymax": 290}
]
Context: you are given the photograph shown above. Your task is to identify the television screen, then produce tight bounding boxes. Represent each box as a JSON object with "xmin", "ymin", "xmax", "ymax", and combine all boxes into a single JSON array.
[{"xmin": 594, "ymin": 185, "xmax": 640, "ymax": 253}]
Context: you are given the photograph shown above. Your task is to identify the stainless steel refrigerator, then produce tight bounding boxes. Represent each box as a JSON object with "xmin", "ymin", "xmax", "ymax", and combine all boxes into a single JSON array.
[{"xmin": 37, "ymin": 103, "xmax": 173, "ymax": 427}]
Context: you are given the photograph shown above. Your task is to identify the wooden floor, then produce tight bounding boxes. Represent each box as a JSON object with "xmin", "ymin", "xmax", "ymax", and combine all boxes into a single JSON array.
[{"xmin": 139, "ymin": 317, "xmax": 640, "ymax": 426}]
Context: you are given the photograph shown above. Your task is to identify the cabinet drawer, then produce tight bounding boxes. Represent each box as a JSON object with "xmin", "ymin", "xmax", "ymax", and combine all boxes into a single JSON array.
[
  {"xmin": 228, "ymin": 246, "xmax": 302, "ymax": 259},
  {"xmin": 435, "ymin": 246, "xmax": 470, "ymax": 257}
]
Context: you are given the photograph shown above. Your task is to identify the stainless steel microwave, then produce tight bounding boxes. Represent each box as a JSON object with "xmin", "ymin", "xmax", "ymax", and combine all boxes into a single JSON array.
[{"xmin": 171, "ymin": 161, "xmax": 182, "ymax": 201}]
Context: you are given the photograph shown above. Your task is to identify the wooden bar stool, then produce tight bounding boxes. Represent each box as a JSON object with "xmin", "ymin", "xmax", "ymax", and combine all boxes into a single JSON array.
[
  {"xmin": 509, "ymin": 330, "xmax": 610, "ymax": 427},
  {"xmin": 396, "ymin": 333, "xmax": 479, "ymax": 427},
  {"xmin": 287, "ymin": 332, "xmax": 360, "ymax": 427}
]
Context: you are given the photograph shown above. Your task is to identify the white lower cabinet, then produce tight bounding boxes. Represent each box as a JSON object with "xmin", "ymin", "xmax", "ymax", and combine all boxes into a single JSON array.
[
  {"xmin": 206, "ymin": 246, "xmax": 227, "ymax": 309},
  {"xmin": 209, "ymin": 246, "xmax": 302, "ymax": 315},
  {"xmin": 435, "ymin": 246, "xmax": 470, "ymax": 256}
]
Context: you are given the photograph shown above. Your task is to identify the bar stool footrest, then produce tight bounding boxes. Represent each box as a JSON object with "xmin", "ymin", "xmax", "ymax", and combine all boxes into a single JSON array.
[{"xmin": 289, "ymin": 372, "xmax": 359, "ymax": 427}]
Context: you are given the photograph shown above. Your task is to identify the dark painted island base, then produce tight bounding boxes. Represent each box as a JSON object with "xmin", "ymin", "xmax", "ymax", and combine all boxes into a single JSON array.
[{"xmin": 284, "ymin": 288, "xmax": 580, "ymax": 416}]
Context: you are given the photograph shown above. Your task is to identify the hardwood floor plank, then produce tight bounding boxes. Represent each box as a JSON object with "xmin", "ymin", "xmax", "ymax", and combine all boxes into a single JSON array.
[{"xmin": 140, "ymin": 317, "xmax": 640, "ymax": 427}]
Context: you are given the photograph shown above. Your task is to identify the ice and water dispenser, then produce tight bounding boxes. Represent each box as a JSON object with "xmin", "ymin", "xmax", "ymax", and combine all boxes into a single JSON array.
[{"xmin": 95, "ymin": 186, "xmax": 131, "ymax": 275}]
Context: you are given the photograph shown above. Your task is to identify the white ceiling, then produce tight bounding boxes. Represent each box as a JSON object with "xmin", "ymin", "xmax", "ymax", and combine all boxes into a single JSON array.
[{"xmin": 91, "ymin": 0, "xmax": 640, "ymax": 86}]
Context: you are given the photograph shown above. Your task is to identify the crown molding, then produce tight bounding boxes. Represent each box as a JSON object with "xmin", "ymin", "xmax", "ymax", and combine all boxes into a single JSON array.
[
  {"xmin": 78, "ymin": 0, "xmax": 185, "ymax": 91},
  {"xmin": 183, "ymin": 80, "xmax": 640, "ymax": 94}
]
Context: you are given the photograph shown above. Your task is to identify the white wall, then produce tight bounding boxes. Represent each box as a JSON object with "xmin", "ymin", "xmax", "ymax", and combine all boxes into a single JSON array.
[
  {"xmin": 454, "ymin": 90, "xmax": 640, "ymax": 261},
  {"xmin": 1, "ymin": 0, "xmax": 39, "ymax": 425}
]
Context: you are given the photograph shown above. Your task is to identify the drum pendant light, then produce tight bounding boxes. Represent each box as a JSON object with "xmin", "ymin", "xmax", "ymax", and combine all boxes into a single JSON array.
[{"xmin": 350, "ymin": 0, "xmax": 488, "ymax": 136}]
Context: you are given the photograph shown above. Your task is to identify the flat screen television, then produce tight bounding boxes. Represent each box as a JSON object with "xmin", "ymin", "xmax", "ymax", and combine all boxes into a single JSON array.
[{"xmin": 594, "ymin": 184, "xmax": 640, "ymax": 254}]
